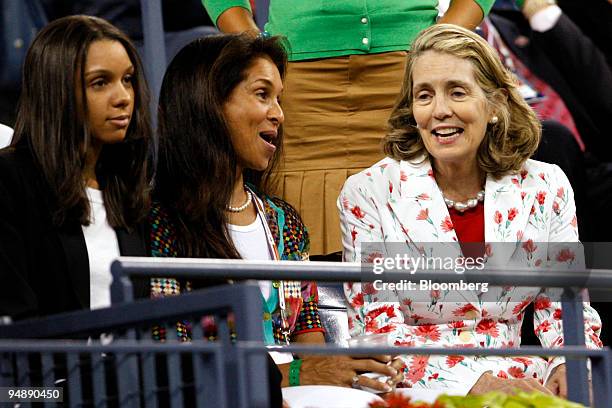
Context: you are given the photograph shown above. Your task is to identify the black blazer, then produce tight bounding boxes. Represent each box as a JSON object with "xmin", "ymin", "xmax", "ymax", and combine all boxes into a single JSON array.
[
  {"xmin": 490, "ymin": 11, "xmax": 612, "ymax": 161},
  {"xmin": 0, "ymin": 145, "xmax": 148, "ymax": 320}
]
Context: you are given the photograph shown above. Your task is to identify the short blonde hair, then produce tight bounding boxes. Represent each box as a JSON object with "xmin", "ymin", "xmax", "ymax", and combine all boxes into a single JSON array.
[{"xmin": 383, "ymin": 24, "xmax": 540, "ymax": 178}]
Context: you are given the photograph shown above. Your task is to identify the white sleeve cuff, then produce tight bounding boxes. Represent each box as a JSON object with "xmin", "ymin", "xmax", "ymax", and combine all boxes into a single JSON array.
[
  {"xmin": 543, "ymin": 357, "xmax": 565, "ymax": 385},
  {"xmin": 530, "ymin": 5, "xmax": 562, "ymax": 32},
  {"xmin": 457, "ymin": 369, "xmax": 492, "ymax": 395},
  {"xmin": 543, "ymin": 358, "xmax": 592, "ymax": 386}
]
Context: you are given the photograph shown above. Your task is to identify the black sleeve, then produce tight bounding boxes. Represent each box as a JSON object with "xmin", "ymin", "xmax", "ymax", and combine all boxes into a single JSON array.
[
  {"xmin": 116, "ymin": 222, "xmax": 150, "ymax": 301},
  {"xmin": 267, "ymin": 353, "xmax": 284, "ymax": 408},
  {"xmin": 556, "ymin": 0, "xmax": 612, "ymax": 66},
  {"xmin": 533, "ymin": 14, "xmax": 612, "ymax": 129},
  {"xmin": 0, "ymin": 153, "xmax": 37, "ymax": 318}
]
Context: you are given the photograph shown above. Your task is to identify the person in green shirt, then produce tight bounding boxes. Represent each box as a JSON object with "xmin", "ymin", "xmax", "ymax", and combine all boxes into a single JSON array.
[{"xmin": 203, "ymin": 0, "xmax": 494, "ymax": 257}]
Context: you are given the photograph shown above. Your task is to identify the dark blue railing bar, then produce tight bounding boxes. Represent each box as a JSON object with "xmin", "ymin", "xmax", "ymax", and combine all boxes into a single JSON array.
[
  {"xmin": 111, "ymin": 257, "xmax": 612, "ymax": 289},
  {"xmin": 252, "ymin": 342, "xmax": 608, "ymax": 358},
  {"xmin": 164, "ymin": 321, "xmax": 180, "ymax": 408},
  {"xmin": 562, "ymin": 287, "xmax": 590, "ymax": 404},
  {"xmin": 167, "ymin": 351, "xmax": 183, "ymax": 408},
  {"xmin": 66, "ymin": 353, "xmax": 82, "ymax": 407},
  {"xmin": 0, "ymin": 340, "xmax": 605, "ymax": 357},
  {"xmin": 236, "ymin": 346, "xmax": 249, "ymax": 408},
  {"xmin": 163, "ymin": 321, "xmax": 181, "ymax": 408},
  {"xmin": 40, "ymin": 353, "xmax": 54, "ymax": 408},
  {"xmin": 117, "ymin": 352, "xmax": 142, "ymax": 406},
  {"xmin": 214, "ymin": 351, "xmax": 229, "ymax": 408},
  {"xmin": 90, "ymin": 352, "xmax": 106, "ymax": 408},
  {"xmin": 16, "ymin": 354, "xmax": 29, "ymax": 389},
  {"xmin": 141, "ymin": 350, "xmax": 158, "ymax": 408},
  {"xmin": 0, "ymin": 353, "xmax": 15, "ymax": 388},
  {"xmin": 591, "ymin": 351, "xmax": 612, "ymax": 408},
  {"xmin": 189, "ymin": 322, "xmax": 222, "ymax": 407},
  {"xmin": 221, "ymin": 271, "xmax": 269, "ymax": 407},
  {"xmin": 194, "ymin": 352, "xmax": 226, "ymax": 408},
  {"xmin": 0, "ymin": 340, "xmax": 223, "ymax": 353},
  {"xmin": 0, "ymin": 283, "xmax": 262, "ymax": 339}
]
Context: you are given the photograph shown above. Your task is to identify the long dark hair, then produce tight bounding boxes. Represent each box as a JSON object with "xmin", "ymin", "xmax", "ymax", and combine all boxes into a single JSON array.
[
  {"xmin": 155, "ymin": 34, "xmax": 288, "ymax": 258},
  {"xmin": 11, "ymin": 15, "xmax": 151, "ymax": 229}
]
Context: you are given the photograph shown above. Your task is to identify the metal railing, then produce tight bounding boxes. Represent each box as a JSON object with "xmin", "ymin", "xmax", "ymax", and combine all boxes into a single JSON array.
[
  {"xmin": 1, "ymin": 257, "xmax": 610, "ymax": 407},
  {"xmin": 0, "ymin": 283, "xmax": 270, "ymax": 408},
  {"xmin": 110, "ymin": 257, "xmax": 612, "ymax": 407}
]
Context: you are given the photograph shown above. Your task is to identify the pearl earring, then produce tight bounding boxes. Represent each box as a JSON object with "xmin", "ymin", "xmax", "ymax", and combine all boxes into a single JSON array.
[{"xmin": 490, "ymin": 116, "xmax": 499, "ymax": 124}]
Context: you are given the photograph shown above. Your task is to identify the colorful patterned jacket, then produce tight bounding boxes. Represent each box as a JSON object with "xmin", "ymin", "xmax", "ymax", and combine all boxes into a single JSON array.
[{"xmin": 148, "ymin": 190, "xmax": 324, "ymax": 343}]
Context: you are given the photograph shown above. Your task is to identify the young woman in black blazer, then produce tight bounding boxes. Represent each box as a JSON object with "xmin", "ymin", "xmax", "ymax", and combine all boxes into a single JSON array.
[{"xmin": 0, "ymin": 15, "xmax": 152, "ymax": 320}]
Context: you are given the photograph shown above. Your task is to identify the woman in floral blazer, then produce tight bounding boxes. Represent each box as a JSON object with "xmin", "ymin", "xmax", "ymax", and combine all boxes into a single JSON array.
[{"xmin": 338, "ymin": 25, "xmax": 601, "ymax": 397}]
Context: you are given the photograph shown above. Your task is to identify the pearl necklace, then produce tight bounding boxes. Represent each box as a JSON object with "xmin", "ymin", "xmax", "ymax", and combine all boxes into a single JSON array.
[
  {"xmin": 443, "ymin": 189, "xmax": 485, "ymax": 212},
  {"xmin": 227, "ymin": 188, "xmax": 253, "ymax": 212}
]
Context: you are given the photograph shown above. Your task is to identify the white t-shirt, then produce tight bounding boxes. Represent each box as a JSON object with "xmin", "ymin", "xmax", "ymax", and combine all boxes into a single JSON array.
[
  {"xmin": 82, "ymin": 187, "xmax": 120, "ymax": 310},
  {"xmin": 227, "ymin": 197, "xmax": 273, "ymax": 299},
  {"xmin": 0, "ymin": 123, "xmax": 13, "ymax": 148}
]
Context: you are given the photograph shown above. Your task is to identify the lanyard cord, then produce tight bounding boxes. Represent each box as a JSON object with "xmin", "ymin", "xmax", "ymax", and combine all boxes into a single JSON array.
[{"xmin": 249, "ymin": 188, "xmax": 292, "ymax": 344}]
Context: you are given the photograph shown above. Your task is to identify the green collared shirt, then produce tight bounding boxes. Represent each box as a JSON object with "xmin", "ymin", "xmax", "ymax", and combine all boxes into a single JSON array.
[{"xmin": 203, "ymin": 0, "xmax": 494, "ymax": 61}]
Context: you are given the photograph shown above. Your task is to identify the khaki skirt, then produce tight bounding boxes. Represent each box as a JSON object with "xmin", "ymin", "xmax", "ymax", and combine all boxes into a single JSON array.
[{"xmin": 273, "ymin": 51, "xmax": 408, "ymax": 255}]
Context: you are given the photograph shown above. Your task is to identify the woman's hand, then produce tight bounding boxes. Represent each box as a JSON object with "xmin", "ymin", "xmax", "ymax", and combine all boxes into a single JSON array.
[
  {"xmin": 299, "ymin": 355, "xmax": 404, "ymax": 392},
  {"xmin": 545, "ymin": 364, "xmax": 567, "ymax": 398},
  {"xmin": 287, "ymin": 332, "xmax": 404, "ymax": 392},
  {"xmin": 469, "ymin": 372, "xmax": 554, "ymax": 396}
]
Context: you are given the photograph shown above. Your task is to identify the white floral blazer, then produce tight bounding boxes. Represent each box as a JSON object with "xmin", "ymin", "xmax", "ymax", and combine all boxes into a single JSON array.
[{"xmin": 337, "ymin": 156, "xmax": 602, "ymax": 393}]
